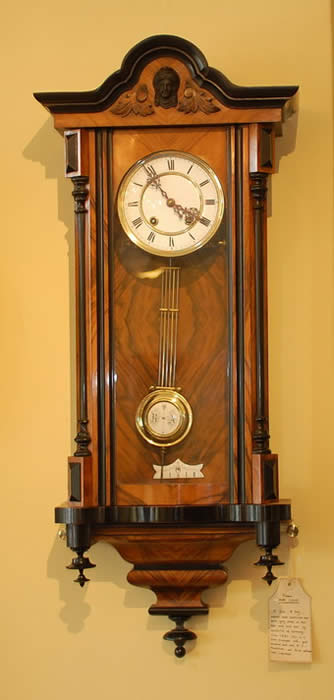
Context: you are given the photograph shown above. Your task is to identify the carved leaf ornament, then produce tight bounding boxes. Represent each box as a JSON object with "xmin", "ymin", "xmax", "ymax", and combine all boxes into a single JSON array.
[
  {"xmin": 110, "ymin": 74, "xmax": 220, "ymax": 117},
  {"xmin": 178, "ymin": 81, "xmax": 220, "ymax": 114},
  {"xmin": 110, "ymin": 83, "xmax": 154, "ymax": 116}
]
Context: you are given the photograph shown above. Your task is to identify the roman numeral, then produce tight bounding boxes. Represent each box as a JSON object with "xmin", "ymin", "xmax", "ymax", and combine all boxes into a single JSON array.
[
  {"xmin": 205, "ymin": 199, "xmax": 216, "ymax": 205},
  {"xmin": 133, "ymin": 182, "xmax": 143, "ymax": 188},
  {"xmin": 147, "ymin": 231, "xmax": 156, "ymax": 242},
  {"xmin": 128, "ymin": 201, "xmax": 139, "ymax": 207},
  {"xmin": 132, "ymin": 217, "xmax": 143, "ymax": 229},
  {"xmin": 199, "ymin": 216, "xmax": 211, "ymax": 227},
  {"xmin": 187, "ymin": 164, "xmax": 193, "ymax": 174},
  {"xmin": 188, "ymin": 233, "xmax": 195, "ymax": 240},
  {"xmin": 144, "ymin": 164, "xmax": 157, "ymax": 178},
  {"xmin": 169, "ymin": 237, "xmax": 175, "ymax": 248},
  {"xmin": 199, "ymin": 179, "xmax": 209, "ymax": 188},
  {"xmin": 167, "ymin": 159, "xmax": 175, "ymax": 170}
]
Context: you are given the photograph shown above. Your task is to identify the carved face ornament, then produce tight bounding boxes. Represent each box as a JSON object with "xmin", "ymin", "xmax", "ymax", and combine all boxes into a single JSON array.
[{"xmin": 153, "ymin": 66, "xmax": 180, "ymax": 108}]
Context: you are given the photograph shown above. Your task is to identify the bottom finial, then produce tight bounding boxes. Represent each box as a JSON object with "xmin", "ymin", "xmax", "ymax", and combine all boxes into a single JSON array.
[
  {"xmin": 66, "ymin": 550, "xmax": 96, "ymax": 587},
  {"xmin": 254, "ymin": 547, "xmax": 284, "ymax": 585},
  {"xmin": 163, "ymin": 615, "xmax": 197, "ymax": 657}
]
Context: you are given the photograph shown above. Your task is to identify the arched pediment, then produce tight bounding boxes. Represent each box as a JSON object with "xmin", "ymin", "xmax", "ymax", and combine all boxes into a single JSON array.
[{"xmin": 34, "ymin": 34, "xmax": 298, "ymax": 118}]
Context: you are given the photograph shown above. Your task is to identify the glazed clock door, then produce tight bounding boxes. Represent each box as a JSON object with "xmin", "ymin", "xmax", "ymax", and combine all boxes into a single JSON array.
[{"xmin": 112, "ymin": 127, "xmax": 233, "ymax": 506}]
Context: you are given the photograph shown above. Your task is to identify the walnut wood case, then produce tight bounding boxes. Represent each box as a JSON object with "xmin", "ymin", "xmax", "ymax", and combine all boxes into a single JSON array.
[{"xmin": 35, "ymin": 35, "xmax": 298, "ymax": 657}]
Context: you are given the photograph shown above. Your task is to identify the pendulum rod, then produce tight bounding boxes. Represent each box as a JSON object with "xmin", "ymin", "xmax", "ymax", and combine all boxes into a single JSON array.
[
  {"xmin": 171, "ymin": 266, "xmax": 180, "ymax": 387},
  {"xmin": 157, "ymin": 264, "xmax": 181, "ymax": 388}
]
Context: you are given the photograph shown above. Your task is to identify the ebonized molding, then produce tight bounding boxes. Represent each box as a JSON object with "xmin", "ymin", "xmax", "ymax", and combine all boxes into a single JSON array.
[
  {"xmin": 55, "ymin": 501, "xmax": 291, "ymax": 526},
  {"xmin": 95, "ymin": 131, "xmax": 107, "ymax": 504},
  {"xmin": 227, "ymin": 127, "xmax": 234, "ymax": 501},
  {"xmin": 235, "ymin": 126, "xmax": 246, "ymax": 501},
  {"xmin": 107, "ymin": 131, "xmax": 116, "ymax": 504},
  {"xmin": 34, "ymin": 35, "xmax": 298, "ymax": 114}
]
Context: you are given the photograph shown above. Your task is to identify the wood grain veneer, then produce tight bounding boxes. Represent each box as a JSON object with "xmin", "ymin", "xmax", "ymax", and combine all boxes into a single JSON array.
[{"xmin": 111, "ymin": 127, "xmax": 231, "ymax": 505}]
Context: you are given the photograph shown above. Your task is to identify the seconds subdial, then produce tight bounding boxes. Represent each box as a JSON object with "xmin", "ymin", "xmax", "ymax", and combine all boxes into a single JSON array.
[{"xmin": 147, "ymin": 401, "xmax": 181, "ymax": 437}]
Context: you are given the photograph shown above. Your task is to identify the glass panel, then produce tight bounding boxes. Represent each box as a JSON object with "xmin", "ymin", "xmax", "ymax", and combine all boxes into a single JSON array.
[{"xmin": 111, "ymin": 128, "xmax": 232, "ymax": 506}]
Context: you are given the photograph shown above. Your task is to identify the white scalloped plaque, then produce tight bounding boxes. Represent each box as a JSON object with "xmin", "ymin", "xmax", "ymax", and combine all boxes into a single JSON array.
[{"xmin": 153, "ymin": 458, "xmax": 204, "ymax": 479}]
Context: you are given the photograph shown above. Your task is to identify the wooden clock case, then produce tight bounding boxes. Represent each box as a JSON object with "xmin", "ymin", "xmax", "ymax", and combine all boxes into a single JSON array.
[{"xmin": 34, "ymin": 35, "xmax": 298, "ymax": 656}]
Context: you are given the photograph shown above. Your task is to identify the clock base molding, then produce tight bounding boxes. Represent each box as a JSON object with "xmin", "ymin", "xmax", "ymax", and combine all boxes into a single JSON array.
[{"xmin": 57, "ymin": 503, "xmax": 290, "ymax": 654}]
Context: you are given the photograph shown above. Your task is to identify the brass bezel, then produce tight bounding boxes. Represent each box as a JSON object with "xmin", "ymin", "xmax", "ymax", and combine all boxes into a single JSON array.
[
  {"xmin": 135, "ymin": 388, "xmax": 193, "ymax": 447},
  {"xmin": 117, "ymin": 150, "xmax": 225, "ymax": 257}
]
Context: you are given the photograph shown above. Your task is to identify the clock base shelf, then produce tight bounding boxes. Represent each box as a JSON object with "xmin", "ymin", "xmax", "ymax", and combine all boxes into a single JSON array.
[
  {"xmin": 56, "ymin": 504, "xmax": 291, "ymax": 654},
  {"xmin": 55, "ymin": 501, "xmax": 291, "ymax": 526}
]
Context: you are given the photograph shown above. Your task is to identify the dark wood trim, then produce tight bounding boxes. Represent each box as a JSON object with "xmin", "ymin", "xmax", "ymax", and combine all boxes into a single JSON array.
[
  {"xmin": 72, "ymin": 176, "xmax": 91, "ymax": 457},
  {"xmin": 250, "ymin": 173, "xmax": 270, "ymax": 453},
  {"xmin": 95, "ymin": 131, "xmax": 107, "ymax": 503},
  {"xmin": 134, "ymin": 562, "xmax": 224, "ymax": 570},
  {"xmin": 34, "ymin": 35, "xmax": 298, "ymax": 115},
  {"xmin": 227, "ymin": 127, "xmax": 234, "ymax": 502},
  {"xmin": 235, "ymin": 127, "xmax": 246, "ymax": 502},
  {"xmin": 107, "ymin": 129, "xmax": 117, "ymax": 505},
  {"xmin": 55, "ymin": 501, "xmax": 291, "ymax": 526}
]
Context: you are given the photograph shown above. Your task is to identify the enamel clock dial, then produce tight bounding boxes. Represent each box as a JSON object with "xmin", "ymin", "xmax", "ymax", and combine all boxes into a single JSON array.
[{"xmin": 117, "ymin": 150, "xmax": 224, "ymax": 257}]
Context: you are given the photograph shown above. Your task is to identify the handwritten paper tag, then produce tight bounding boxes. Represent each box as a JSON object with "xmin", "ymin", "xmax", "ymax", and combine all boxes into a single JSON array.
[{"xmin": 269, "ymin": 578, "xmax": 312, "ymax": 663}]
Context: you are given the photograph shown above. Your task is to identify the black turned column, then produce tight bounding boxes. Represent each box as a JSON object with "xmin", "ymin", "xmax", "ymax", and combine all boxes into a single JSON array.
[
  {"xmin": 95, "ymin": 131, "xmax": 107, "ymax": 505},
  {"xmin": 250, "ymin": 173, "xmax": 270, "ymax": 454},
  {"xmin": 235, "ymin": 126, "xmax": 246, "ymax": 502},
  {"xmin": 72, "ymin": 176, "xmax": 91, "ymax": 457}
]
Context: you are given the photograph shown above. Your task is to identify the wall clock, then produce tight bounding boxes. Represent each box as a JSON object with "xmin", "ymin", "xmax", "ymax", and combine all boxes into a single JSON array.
[{"xmin": 34, "ymin": 35, "xmax": 298, "ymax": 657}]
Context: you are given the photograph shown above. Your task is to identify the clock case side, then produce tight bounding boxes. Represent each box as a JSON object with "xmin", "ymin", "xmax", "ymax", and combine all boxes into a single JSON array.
[{"xmin": 35, "ymin": 36, "xmax": 298, "ymax": 654}]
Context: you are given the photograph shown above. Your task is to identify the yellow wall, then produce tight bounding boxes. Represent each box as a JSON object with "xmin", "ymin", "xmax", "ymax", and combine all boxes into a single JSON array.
[{"xmin": 2, "ymin": 1, "xmax": 333, "ymax": 698}]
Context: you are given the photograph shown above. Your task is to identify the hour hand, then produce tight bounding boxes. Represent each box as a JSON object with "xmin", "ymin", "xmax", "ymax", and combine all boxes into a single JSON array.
[{"xmin": 145, "ymin": 168, "xmax": 199, "ymax": 224}]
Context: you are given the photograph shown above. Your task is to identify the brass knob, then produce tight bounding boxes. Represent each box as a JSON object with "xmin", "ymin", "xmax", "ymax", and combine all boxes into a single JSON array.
[
  {"xmin": 57, "ymin": 528, "xmax": 66, "ymax": 541},
  {"xmin": 287, "ymin": 522, "xmax": 299, "ymax": 538}
]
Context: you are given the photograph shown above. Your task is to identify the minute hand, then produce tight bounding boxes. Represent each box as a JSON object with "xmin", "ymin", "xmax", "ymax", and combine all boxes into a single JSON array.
[{"xmin": 146, "ymin": 173, "xmax": 200, "ymax": 225}]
